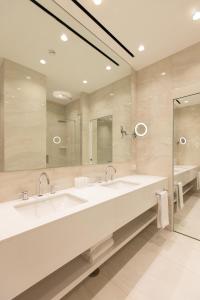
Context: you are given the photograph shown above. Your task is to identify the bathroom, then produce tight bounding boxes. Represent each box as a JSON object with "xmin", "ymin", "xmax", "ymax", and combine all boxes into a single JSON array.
[{"xmin": 0, "ymin": 0, "xmax": 200, "ymax": 299}]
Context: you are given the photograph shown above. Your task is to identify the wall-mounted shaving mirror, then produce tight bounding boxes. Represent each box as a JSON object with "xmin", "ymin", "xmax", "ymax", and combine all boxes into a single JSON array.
[
  {"xmin": 134, "ymin": 122, "xmax": 148, "ymax": 137},
  {"xmin": 89, "ymin": 116, "xmax": 112, "ymax": 164},
  {"xmin": 173, "ymin": 92, "xmax": 200, "ymax": 240},
  {"xmin": 178, "ymin": 136, "xmax": 187, "ymax": 145},
  {"xmin": 0, "ymin": 0, "xmax": 133, "ymax": 171}
]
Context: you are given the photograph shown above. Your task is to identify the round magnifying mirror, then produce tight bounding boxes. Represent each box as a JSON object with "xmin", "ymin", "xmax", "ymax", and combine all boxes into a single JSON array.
[
  {"xmin": 134, "ymin": 122, "xmax": 148, "ymax": 137},
  {"xmin": 179, "ymin": 136, "xmax": 187, "ymax": 145},
  {"xmin": 53, "ymin": 136, "xmax": 61, "ymax": 144}
]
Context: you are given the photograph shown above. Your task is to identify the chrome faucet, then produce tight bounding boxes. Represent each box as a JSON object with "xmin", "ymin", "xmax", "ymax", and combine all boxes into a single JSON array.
[
  {"xmin": 105, "ymin": 165, "xmax": 117, "ymax": 181},
  {"xmin": 38, "ymin": 172, "xmax": 50, "ymax": 196},
  {"xmin": 22, "ymin": 191, "xmax": 29, "ymax": 201}
]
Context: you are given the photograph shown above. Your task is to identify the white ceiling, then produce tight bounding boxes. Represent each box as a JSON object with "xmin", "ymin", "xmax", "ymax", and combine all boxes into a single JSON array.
[
  {"xmin": 56, "ymin": 0, "xmax": 200, "ymax": 70},
  {"xmin": 0, "ymin": 0, "xmax": 131, "ymax": 104}
]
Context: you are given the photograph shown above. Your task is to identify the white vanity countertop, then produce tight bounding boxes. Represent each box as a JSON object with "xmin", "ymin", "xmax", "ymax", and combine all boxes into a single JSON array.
[
  {"xmin": 174, "ymin": 165, "xmax": 199, "ymax": 175},
  {"xmin": 0, "ymin": 175, "xmax": 167, "ymax": 242}
]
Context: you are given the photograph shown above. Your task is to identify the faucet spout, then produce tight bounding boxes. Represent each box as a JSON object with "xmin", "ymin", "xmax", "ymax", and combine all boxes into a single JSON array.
[
  {"xmin": 38, "ymin": 172, "xmax": 50, "ymax": 196},
  {"xmin": 105, "ymin": 165, "xmax": 117, "ymax": 181}
]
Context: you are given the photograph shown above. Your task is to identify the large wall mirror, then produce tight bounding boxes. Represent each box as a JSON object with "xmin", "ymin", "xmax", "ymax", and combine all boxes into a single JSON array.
[
  {"xmin": 0, "ymin": 0, "xmax": 133, "ymax": 171},
  {"xmin": 173, "ymin": 92, "xmax": 200, "ymax": 240}
]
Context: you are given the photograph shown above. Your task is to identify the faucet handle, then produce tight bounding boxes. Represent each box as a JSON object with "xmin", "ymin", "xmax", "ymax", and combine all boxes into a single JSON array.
[
  {"xmin": 22, "ymin": 191, "xmax": 29, "ymax": 200},
  {"xmin": 50, "ymin": 184, "xmax": 60, "ymax": 194},
  {"xmin": 50, "ymin": 185, "xmax": 56, "ymax": 194}
]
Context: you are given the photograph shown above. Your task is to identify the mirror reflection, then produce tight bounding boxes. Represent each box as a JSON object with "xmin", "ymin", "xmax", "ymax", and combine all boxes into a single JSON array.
[
  {"xmin": 0, "ymin": 0, "xmax": 133, "ymax": 171},
  {"xmin": 173, "ymin": 93, "xmax": 200, "ymax": 240},
  {"xmin": 90, "ymin": 116, "xmax": 112, "ymax": 165}
]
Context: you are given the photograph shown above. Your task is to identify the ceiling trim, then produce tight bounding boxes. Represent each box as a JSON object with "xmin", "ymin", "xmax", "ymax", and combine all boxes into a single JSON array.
[
  {"xmin": 70, "ymin": 0, "xmax": 134, "ymax": 58},
  {"xmin": 29, "ymin": 0, "xmax": 120, "ymax": 66}
]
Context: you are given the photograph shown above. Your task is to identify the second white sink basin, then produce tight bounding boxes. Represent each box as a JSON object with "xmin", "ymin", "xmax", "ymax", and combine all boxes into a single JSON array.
[
  {"xmin": 14, "ymin": 193, "xmax": 87, "ymax": 219},
  {"xmin": 102, "ymin": 180, "xmax": 139, "ymax": 191}
]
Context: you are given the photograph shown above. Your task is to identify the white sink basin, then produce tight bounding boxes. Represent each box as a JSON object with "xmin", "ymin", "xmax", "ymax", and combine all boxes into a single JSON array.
[
  {"xmin": 102, "ymin": 180, "xmax": 139, "ymax": 191},
  {"xmin": 14, "ymin": 193, "xmax": 87, "ymax": 219}
]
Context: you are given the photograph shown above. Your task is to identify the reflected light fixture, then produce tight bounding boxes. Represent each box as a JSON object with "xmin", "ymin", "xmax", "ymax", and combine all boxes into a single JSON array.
[
  {"xmin": 192, "ymin": 11, "xmax": 200, "ymax": 21},
  {"xmin": 60, "ymin": 33, "xmax": 68, "ymax": 42},
  {"xmin": 106, "ymin": 65, "xmax": 112, "ymax": 71},
  {"xmin": 40, "ymin": 59, "xmax": 47, "ymax": 65},
  {"xmin": 178, "ymin": 137, "xmax": 187, "ymax": 145},
  {"xmin": 93, "ymin": 0, "xmax": 102, "ymax": 5},
  {"xmin": 138, "ymin": 45, "xmax": 145, "ymax": 52},
  {"xmin": 53, "ymin": 91, "xmax": 72, "ymax": 101}
]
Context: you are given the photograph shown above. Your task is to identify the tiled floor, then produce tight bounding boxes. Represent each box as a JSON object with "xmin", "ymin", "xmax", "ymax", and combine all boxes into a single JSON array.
[
  {"xmin": 174, "ymin": 191, "xmax": 200, "ymax": 240},
  {"xmin": 62, "ymin": 223, "xmax": 200, "ymax": 300}
]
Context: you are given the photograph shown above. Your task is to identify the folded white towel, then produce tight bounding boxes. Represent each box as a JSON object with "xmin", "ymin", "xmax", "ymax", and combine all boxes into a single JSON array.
[
  {"xmin": 177, "ymin": 182, "xmax": 184, "ymax": 210},
  {"xmin": 90, "ymin": 234, "xmax": 113, "ymax": 251},
  {"xmin": 82, "ymin": 235, "xmax": 114, "ymax": 264},
  {"xmin": 157, "ymin": 190, "xmax": 169, "ymax": 229}
]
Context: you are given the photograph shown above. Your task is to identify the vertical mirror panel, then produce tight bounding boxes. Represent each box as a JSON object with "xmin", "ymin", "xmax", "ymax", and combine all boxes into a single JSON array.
[
  {"xmin": 173, "ymin": 93, "xmax": 200, "ymax": 240},
  {"xmin": 0, "ymin": 0, "xmax": 133, "ymax": 171}
]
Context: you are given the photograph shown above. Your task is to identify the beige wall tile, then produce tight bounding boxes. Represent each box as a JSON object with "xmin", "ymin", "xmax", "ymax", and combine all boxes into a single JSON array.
[
  {"xmin": 1, "ymin": 59, "xmax": 46, "ymax": 171},
  {"xmin": 136, "ymin": 41, "xmax": 200, "ymax": 227}
]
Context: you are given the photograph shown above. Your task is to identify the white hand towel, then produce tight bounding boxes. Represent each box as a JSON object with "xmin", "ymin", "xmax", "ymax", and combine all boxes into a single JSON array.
[
  {"xmin": 197, "ymin": 172, "xmax": 200, "ymax": 190},
  {"xmin": 157, "ymin": 190, "xmax": 169, "ymax": 229},
  {"xmin": 177, "ymin": 182, "xmax": 184, "ymax": 209},
  {"xmin": 82, "ymin": 235, "xmax": 114, "ymax": 263}
]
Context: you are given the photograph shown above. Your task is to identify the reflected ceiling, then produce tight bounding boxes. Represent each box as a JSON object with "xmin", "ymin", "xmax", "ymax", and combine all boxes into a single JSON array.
[{"xmin": 0, "ymin": 0, "xmax": 132, "ymax": 104}]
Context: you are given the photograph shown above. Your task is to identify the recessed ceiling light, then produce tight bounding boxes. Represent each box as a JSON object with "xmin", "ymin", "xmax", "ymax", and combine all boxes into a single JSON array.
[
  {"xmin": 93, "ymin": 0, "xmax": 102, "ymax": 5},
  {"xmin": 184, "ymin": 100, "xmax": 189, "ymax": 103},
  {"xmin": 26, "ymin": 76, "xmax": 31, "ymax": 80},
  {"xmin": 83, "ymin": 80, "xmax": 88, "ymax": 84},
  {"xmin": 109, "ymin": 92, "xmax": 115, "ymax": 97},
  {"xmin": 192, "ymin": 11, "xmax": 200, "ymax": 21},
  {"xmin": 60, "ymin": 33, "xmax": 68, "ymax": 42},
  {"xmin": 106, "ymin": 65, "xmax": 112, "ymax": 71},
  {"xmin": 138, "ymin": 45, "xmax": 145, "ymax": 52},
  {"xmin": 161, "ymin": 72, "xmax": 166, "ymax": 76},
  {"xmin": 53, "ymin": 91, "xmax": 72, "ymax": 101},
  {"xmin": 40, "ymin": 59, "xmax": 47, "ymax": 65}
]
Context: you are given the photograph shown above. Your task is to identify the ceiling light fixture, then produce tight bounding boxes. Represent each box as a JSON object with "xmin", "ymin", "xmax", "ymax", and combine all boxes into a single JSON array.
[
  {"xmin": 83, "ymin": 80, "xmax": 88, "ymax": 84},
  {"xmin": 161, "ymin": 72, "xmax": 166, "ymax": 76},
  {"xmin": 60, "ymin": 33, "xmax": 68, "ymax": 42},
  {"xmin": 192, "ymin": 11, "xmax": 200, "ymax": 21},
  {"xmin": 184, "ymin": 100, "xmax": 189, "ymax": 103},
  {"xmin": 53, "ymin": 91, "xmax": 72, "ymax": 101},
  {"xmin": 93, "ymin": 0, "xmax": 102, "ymax": 5},
  {"xmin": 106, "ymin": 65, "xmax": 112, "ymax": 71},
  {"xmin": 40, "ymin": 59, "xmax": 47, "ymax": 65},
  {"xmin": 138, "ymin": 45, "xmax": 145, "ymax": 52},
  {"xmin": 26, "ymin": 76, "xmax": 31, "ymax": 80}
]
